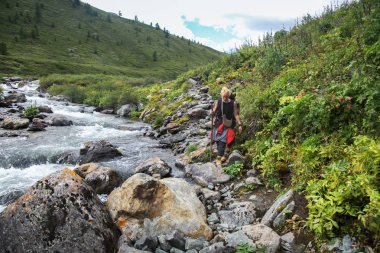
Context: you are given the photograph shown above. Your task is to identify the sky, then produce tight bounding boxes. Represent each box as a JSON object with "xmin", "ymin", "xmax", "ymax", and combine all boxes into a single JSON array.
[{"xmin": 84, "ymin": 0, "xmax": 335, "ymax": 52}]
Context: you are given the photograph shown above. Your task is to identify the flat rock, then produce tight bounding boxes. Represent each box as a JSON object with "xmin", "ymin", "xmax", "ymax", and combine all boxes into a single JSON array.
[
  {"xmin": 132, "ymin": 157, "xmax": 172, "ymax": 178},
  {"xmin": 79, "ymin": 140, "xmax": 123, "ymax": 164},
  {"xmin": 185, "ymin": 162, "xmax": 230, "ymax": 185},
  {"xmin": 2, "ymin": 117, "xmax": 29, "ymax": 130}
]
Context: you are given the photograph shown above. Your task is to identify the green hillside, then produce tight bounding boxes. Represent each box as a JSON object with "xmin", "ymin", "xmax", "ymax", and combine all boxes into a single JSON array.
[
  {"xmin": 143, "ymin": 0, "xmax": 380, "ymax": 248},
  {"xmin": 0, "ymin": 0, "xmax": 222, "ymax": 79}
]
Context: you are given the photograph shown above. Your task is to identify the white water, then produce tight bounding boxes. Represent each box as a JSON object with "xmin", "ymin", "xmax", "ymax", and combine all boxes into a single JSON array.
[{"xmin": 0, "ymin": 80, "xmax": 177, "ymax": 212}]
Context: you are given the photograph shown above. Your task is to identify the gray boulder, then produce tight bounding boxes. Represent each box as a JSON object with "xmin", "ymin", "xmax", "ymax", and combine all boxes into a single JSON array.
[
  {"xmin": 187, "ymin": 108, "xmax": 208, "ymax": 119},
  {"xmin": 27, "ymin": 118, "xmax": 47, "ymax": 131},
  {"xmin": 38, "ymin": 105, "xmax": 53, "ymax": 113},
  {"xmin": 225, "ymin": 230, "xmax": 255, "ymax": 249},
  {"xmin": 132, "ymin": 157, "xmax": 172, "ymax": 178},
  {"xmin": 0, "ymin": 168, "xmax": 120, "ymax": 253},
  {"xmin": 185, "ymin": 162, "xmax": 230, "ymax": 186},
  {"xmin": 79, "ymin": 140, "xmax": 123, "ymax": 164},
  {"xmin": 117, "ymin": 104, "xmax": 138, "ymax": 117},
  {"xmin": 226, "ymin": 150, "xmax": 245, "ymax": 166},
  {"xmin": 4, "ymin": 93, "xmax": 26, "ymax": 104},
  {"xmin": 49, "ymin": 115, "xmax": 73, "ymax": 126}
]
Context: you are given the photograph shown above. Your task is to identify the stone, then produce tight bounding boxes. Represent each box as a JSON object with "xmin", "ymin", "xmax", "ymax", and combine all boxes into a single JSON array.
[
  {"xmin": 185, "ymin": 238, "xmax": 207, "ymax": 251},
  {"xmin": 134, "ymin": 236, "xmax": 159, "ymax": 251},
  {"xmin": 242, "ymin": 224, "xmax": 280, "ymax": 253},
  {"xmin": 107, "ymin": 174, "xmax": 213, "ymax": 241},
  {"xmin": 281, "ymin": 232, "xmax": 295, "ymax": 252},
  {"xmin": 84, "ymin": 166, "xmax": 122, "ymax": 194},
  {"xmin": 187, "ymin": 108, "xmax": 208, "ymax": 119},
  {"xmin": 170, "ymin": 248, "xmax": 184, "ymax": 253},
  {"xmin": 199, "ymin": 242, "xmax": 226, "ymax": 253},
  {"xmin": 207, "ymin": 213, "xmax": 219, "ymax": 224},
  {"xmin": 118, "ymin": 245, "xmax": 152, "ymax": 253},
  {"xmin": 38, "ymin": 105, "xmax": 53, "ymax": 113},
  {"xmin": 101, "ymin": 109, "xmax": 114, "ymax": 114},
  {"xmin": 175, "ymin": 155, "xmax": 191, "ymax": 169},
  {"xmin": 166, "ymin": 230, "xmax": 186, "ymax": 250},
  {"xmin": 49, "ymin": 115, "xmax": 73, "ymax": 126},
  {"xmin": 189, "ymin": 147, "xmax": 209, "ymax": 162},
  {"xmin": 74, "ymin": 163, "xmax": 99, "ymax": 177},
  {"xmin": 273, "ymin": 201, "xmax": 295, "ymax": 228},
  {"xmin": 245, "ymin": 177, "xmax": 263, "ymax": 186},
  {"xmin": 225, "ymin": 230, "xmax": 255, "ymax": 249},
  {"xmin": 4, "ymin": 93, "xmax": 26, "ymax": 104},
  {"xmin": 27, "ymin": 118, "xmax": 47, "ymax": 131},
  {"xmin": 155, "ymin": 249, "xmax": 167, "ymax": 253},
  {"xmin": 117, "ymin": 104, "xmax": 138, "ymax": 117},
  {"xmin": 261, "ymin": 189, "xmax": 294, "ymax": 227},
  {"xmin": 0, "ymin": 168, "xmax": 120, "ymax": 253},
  {"xmin": 225, "ymin": 150, "xmax": 245, "ymax": 166},
  {"xmin": 200, "ymin": 188, "xmax": 221, "ymax": 201},
  {"xmin": 219, "ymin": 202, "xmax": 256, "ymax": 229},
  {"xmin": 185, "ymin": 162, "xmax": 230, "ymax": 185},
  {"xmin": 159, "ymin": 134, "xmax": 186, "ymax": 145},
  {"xmin": 199, "ymin": 87, "xmax": 209, "ymax": 93},
  {"xmin": 79, "ymin": 140, "xmax": 123, "ymax": 164},
  {"xmin": 132, "ymin": 157, "xmax": 172, "ymax": 178},
  {"xmin": 158, "ymin": 235, "xmax": 172, "ymax": 251},
  {"xmin": 2, "ymin": 117, "xmax": 29, "ymax": 130}
]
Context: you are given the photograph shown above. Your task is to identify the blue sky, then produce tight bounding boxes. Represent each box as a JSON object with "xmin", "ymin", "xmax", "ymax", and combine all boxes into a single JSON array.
[{"xmin": 84, "ymin": 0, "xmax": 336, "ymax": 52}]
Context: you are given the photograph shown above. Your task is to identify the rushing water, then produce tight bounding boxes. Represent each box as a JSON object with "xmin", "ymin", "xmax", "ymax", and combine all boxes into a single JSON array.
[{"xmin": 0, "ymin": 80, "xmax": 178, "ymax": 212}]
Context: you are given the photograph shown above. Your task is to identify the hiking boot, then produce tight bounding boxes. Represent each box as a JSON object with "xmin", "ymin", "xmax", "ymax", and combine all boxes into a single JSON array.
[
  {"xmin": 221, "ymin": 156, "xmax": 227, "ymax": 163},
  {"xmin": 215, "ymin": 156, "xmax": 222, "ymax": 165}
]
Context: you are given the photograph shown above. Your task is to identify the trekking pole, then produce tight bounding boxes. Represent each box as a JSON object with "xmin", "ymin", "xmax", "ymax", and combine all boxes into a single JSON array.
[{"xmin": 210, "ymin": 112, "xmax": 214, "ymax": 162}]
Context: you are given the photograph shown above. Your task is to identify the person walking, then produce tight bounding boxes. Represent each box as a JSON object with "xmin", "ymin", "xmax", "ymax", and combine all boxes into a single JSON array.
[{"xmin": 210, "ymin": 86, "xmax": 243, "ymax": 165}]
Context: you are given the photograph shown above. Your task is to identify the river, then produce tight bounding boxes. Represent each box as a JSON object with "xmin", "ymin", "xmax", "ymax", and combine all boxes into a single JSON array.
[{"xmin": 0, "ymin": 79, "xmax": 178, "ymax": 212}]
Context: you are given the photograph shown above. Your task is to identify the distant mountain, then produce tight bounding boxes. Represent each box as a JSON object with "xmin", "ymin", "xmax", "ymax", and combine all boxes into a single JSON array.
[{"xmin": 0, "ymin": 0, "xmax": 223, "ymax": 79}]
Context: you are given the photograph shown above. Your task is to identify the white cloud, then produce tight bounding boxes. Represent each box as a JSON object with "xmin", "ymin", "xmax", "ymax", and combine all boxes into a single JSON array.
[{"xmin": 84, "ymin": 0, "xmax": 336, "ymax": 51}]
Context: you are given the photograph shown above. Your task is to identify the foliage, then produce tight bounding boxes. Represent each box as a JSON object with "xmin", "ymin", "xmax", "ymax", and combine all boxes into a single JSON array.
[
  {"xmin": 306, "ymin": 136, "xmax": 380, "ymax": 238},
  {"xmin": 223, "ymin": 161, "xmax": 244, "ymax": 177},
  {"xmin": 23, "ymin": 103, "xmax": 39, "ymax": 118},
  {"xmin": 185, "ymin": 145, "xmax": 198, "ymax": 155},
  {"xmin": 236, "ymin": 243, "xmax": 254, "ymax": 253}
]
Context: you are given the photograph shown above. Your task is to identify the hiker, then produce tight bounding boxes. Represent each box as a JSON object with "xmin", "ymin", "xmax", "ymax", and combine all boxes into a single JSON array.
[{"xmin": 210, "ymin": 86, "xmax": 243, "ymax": 165}]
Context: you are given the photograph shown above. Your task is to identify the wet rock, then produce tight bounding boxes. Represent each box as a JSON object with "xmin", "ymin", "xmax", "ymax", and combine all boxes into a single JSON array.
[
  {"xmin": 27, "ymin": 118, "xmax": 47, "ymax": 131},
  {"xmin": 117, "ymin": 104, "xmax": 137, "ymax": 117},
  {"xmin": 79, "ymin": 140, "xmax": 123, "ymax": 164},
  {"xmin": 2, "ymin": 116, "xmax": 29, "ymax": 130},
  {"xmin": 225, "ymin": 230, "xmax": 255, "ymax": 249},
  {"xmin": 107, "ymin": 173, "xmax": 213, "ymax": 241},
  {"xmin": 219, "ymin": 202, "xmax": 256, "ymax": 229},
  {"xmin": 242, "ymin": 224, "xmax": 280, "ymax": 253},
  {"xmin": 273, "ymin": 201, "xmax": 295, "ymax": 228},
  {"xmin": 49, "ymin": 115, "xmax": 73, "ymax": 126},
  {"xmin": 185, "ymin": 162, "xmax": 230, "ymax": 185},
  {"xmin": 38, "ymin": 105, "xmax": 53, "ymax": 113},
  {"xmin": 225, "ymin": 150, "xmax": 245, "ymax": 166},
  {"xmin": 0, "ymin": 168, "xmax": 120, "ymax": 253},
  {"xmin": 4, "ymin": 93, "xmax": 26, "ymax": 104},
  {"xmin": 261, "ymin": 189, "xmax": 294, "ymax": 227},
  {"xmin": 132, "ymin": 157, "xmax": 172, "ymax": 178},
  {"xmin": 84, "ymin": 166, "xmax": 122, "ymax": 194}
]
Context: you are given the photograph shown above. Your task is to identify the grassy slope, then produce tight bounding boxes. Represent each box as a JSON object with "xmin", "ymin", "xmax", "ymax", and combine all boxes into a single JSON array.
[
  {"xmin": 144, "ymin": 0, "xmax": 380, "ymax": 248},
  {"xmin": 0, "ymin": 0, "xmax": 222, "ymax": 79}
]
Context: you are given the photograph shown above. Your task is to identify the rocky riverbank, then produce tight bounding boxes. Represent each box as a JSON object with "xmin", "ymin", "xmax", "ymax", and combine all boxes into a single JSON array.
[{"xmin": 0, "ymin": 78, "xmax": 364, "ymax": 253}]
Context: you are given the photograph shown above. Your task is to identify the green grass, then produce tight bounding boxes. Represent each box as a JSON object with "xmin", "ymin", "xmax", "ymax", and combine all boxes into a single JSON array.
[{"xmin": 0, "ymin": 0, "xmax": 222, "ymax": 79}]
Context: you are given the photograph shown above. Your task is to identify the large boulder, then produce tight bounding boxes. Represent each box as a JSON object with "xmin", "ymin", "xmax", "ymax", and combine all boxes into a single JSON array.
[
  {"xmin": 107, "ymin": 173, "xmax": 213, "ymax": 241},
  {"xmin": 242, "ymin": 224, "xmax": 281, "ymax": 253},
  {"xmin": 49, "ymin": 115, "xmax": 73, "ymax": 126},
  {"xmin": 185, "ymin": 162, "xmax": 230, "ymax": 186},
  {"xmin": 0, "ymin": 168, "xmax": 120, "ymax": 253},
  {"xmin": 219, "ymin": 202, "xmax": 257, "ymax": 229},
  {"xmin": 1, "ymin": 117, "xmax": 29, "ymax": 130},
  {"xmin": 117, "ymin": 104, "xmax": 137, "ymax": 117},
  {"xmin": 131, "ymin": 157, "xmax": 172, "ymax": 178},
  {"xmin": 79, "ymin": 140, "xmax": 123, "ymax": 164}
]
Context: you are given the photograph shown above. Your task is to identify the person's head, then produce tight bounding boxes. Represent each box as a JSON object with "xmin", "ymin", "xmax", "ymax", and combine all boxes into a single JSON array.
[{"xmin": 220, "ymin": 86, "xmax": 231, "ymax": 101}]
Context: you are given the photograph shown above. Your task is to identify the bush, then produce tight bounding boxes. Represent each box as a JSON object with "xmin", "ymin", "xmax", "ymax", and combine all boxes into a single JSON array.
[
  {"xmin": 23, "ymin": 104, "xmax": 39, "ymax": 118},
  {"xmin": 223, "ymin": 161, "xmax": 244, "ymax": 177}
]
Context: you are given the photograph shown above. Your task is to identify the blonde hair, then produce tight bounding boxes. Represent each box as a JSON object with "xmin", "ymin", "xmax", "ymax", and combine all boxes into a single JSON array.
[{"xmin": 220, "ymin": 86, "xmax": 231, "ymax": 96}]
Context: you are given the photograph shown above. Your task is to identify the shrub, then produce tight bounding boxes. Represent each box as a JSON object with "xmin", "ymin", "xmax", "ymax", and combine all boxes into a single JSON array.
[
  {"xmin": 23, "ymin": 104, "xmax": 39, "ymax": 118},
  {"xmin": 185, "ymin": 145, "xmax": 198, "ymax": 155},
  {"xmin": 223, "ymin": 161, "xmax": 244, "ymax": 177}
]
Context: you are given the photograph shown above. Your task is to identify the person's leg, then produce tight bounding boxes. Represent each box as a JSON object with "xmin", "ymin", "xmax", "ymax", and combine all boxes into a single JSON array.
[{"xmin": 217, "ymin": 141, "xmax": 226, "ymax": 156}]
